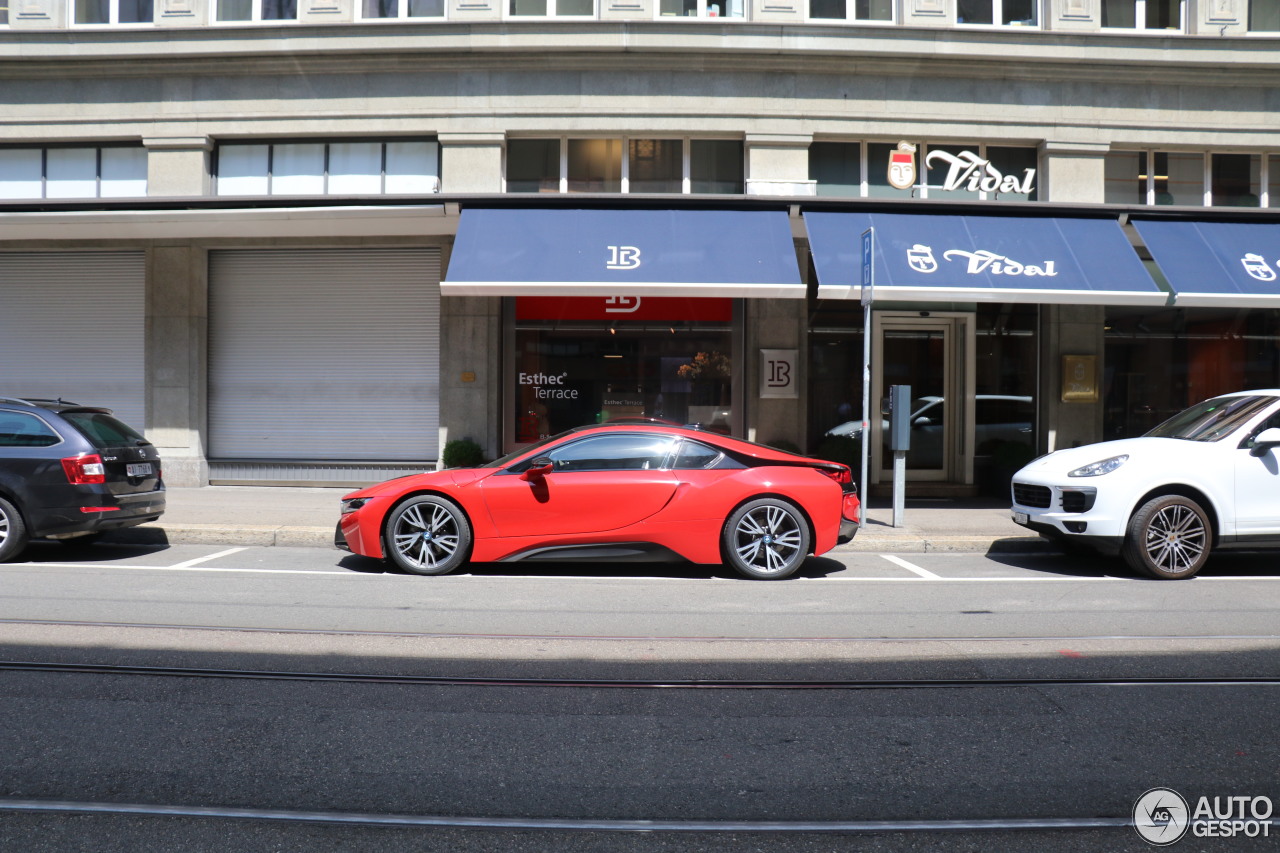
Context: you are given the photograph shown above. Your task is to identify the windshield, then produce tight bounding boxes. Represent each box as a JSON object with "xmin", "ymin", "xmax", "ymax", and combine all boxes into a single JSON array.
[{"xmin": 1144, "ymin": 395, "xmax": 1278, "ymax": 442}]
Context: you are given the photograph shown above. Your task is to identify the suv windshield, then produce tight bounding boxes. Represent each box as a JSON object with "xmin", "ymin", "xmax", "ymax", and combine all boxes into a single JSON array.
[
  {"xmin": 1144, "ymin": 395, "xmax": 1278, "ymax": 442},
  {"xmin": 60, "ymin": 411, "xmax": 149, "ymax": 449}
]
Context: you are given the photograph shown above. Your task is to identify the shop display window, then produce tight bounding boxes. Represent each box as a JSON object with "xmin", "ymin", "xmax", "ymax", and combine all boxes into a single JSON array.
[
  {"xmin": 217, "ymin": 0, "xmax": 296, "ymax": 20},
  {"xmin": 1101, "ymin": 0, "xmax": 1182, "ymax": 29},
  {"xmin": 568, "ymin": 139, "xmax": 622, "ymax": 193},
  {"xmin": 808, "ymin": 0, "xmax": 891, "ymax": 19},
  {"xmin": 690, "ymin": 141, "xmax": 744, "ymax": 194},
  {"xmin": 508, "ymin": 297, "xmax": 736, "ymax": 448},
  {"xmin": 1271, "ymin": 155, "xmax": 1280, "ymax": 207},
  {"xmin": 1104, "ymin": 308, "xmax": 1280, "ymax": 439},
  {"xmin": 510, "ymin": 0, "xmax": 593, "ymax": 15},
  {"xmin": 75, "ymin": 0, "xmax": 153, "ymax": 23},
  {"xmin": 628, "ymin": 140, "xmax": 683, "ymax": 194},
  {"xmin": 659, "ymin": 0, "xmax": 744, "ymax": 15},
  {"xmin": 361, "ymin": 0, "xmax": 445, "ymax": 17},
  {"xmin": 1104, "ymin": 151, "xmax": 1144, "ymax": 204},
  {"xmin": 1153, "ymin": 152, "xmax": 1204, "ymax": 206}
]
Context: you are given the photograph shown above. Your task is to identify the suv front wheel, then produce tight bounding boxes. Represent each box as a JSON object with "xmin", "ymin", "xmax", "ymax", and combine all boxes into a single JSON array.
[
  {"xmin": 1121, "ymin": 495, "xmax": 1211, "ymax": 580},
  {"xmin": 0, "ymin": 496, "xmax": 29, "ymax": 563}
]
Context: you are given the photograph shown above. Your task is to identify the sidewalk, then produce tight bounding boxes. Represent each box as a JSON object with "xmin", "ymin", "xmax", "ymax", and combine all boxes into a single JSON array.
[{"xmin": 110, "ymin": 486, "xmax": 1049, "ymax": 555}]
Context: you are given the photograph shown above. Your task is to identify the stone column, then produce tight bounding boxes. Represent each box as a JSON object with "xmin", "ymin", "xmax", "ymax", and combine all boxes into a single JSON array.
[
  {"xmin": 144, "ymin": 137, "xmax": 213, "ymax": 198},
  {"xmin": 439, "ymin": 132, "xmax": 505, "ymax": 194},
  {"xmin": 146, "ymin": 245, "xmax": 209, "ymax": 487},
  {"xmin": 745, "ymin": 133, "xmax": 816, "ymax": 197}
]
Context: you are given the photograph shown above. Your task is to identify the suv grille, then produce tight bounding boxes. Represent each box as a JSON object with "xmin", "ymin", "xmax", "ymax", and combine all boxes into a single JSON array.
[{"xmin": 1013, "ymin": 483, "xmax": 1052, "ymax": 508}]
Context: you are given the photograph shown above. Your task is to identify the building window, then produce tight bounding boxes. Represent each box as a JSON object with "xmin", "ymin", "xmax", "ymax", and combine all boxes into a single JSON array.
[
  {"xmin": 505, "ymin": 138, "xmax": 745, "ymax": 195},
  {"xmin": 812, "ymin": 141, "xmax": 1038, "ymax": 201},
  {"xmin": 74, "ymin": 0, "xmax": 154, "ymax": 22},
  {"xmin": 957, "ymin": 0, "xmax": 1038, "ymax": 25},
  {"xmin": 1252, "ymin": 0, "xmax": 1280, "ymax": 30},
  {"xmin": 214, "ymin": 140, "xmax": 439, "ymax": 196},
  {"xmin": 0, "ymin": 146, "xmax": 147, "ymax": 199},
  {"xmin": 1106, "ymin": 151, "xmax": 1268, "ymax": 207},
  {"xmin": 1210, "ymin": 153, "xmax": 1260, "ymax": 207},
  {"xmin": 217, "ymin": 0, "xmax": 298, "ymax": 21},
  {"xmin": 510, "ymin": 0, "xmax": 593, "ymax": 15},
  {"xmin": 808, "ymin": 0, "xmax": 892, "ymax": 19},
  {"xmin": 658, "ymin": 0, "xmax": 745, "ymax": 16},
  {"xmin": 809, "ymin": 142, "xmax": 861, "ymax": 197},
  {"xmin": 1101, "ymin": 0, "xmax": 1182, "ymax": 30},
  {"xmin": 360, "ymin": 0, "xmax": 445, "ymax": 17},
  {"xmin": 1269, "ymin": 155, "xmax": 1279, "ymax": 207}
]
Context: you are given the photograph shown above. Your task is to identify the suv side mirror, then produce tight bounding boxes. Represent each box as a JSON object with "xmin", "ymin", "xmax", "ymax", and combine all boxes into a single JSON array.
[
  {"xmin": 1250, "ymin": 427, "xmax": 1280, "ymax": 457},
  {"xmin": 521, "ymin": 457, "xmax": 554, "ymax": 481}
]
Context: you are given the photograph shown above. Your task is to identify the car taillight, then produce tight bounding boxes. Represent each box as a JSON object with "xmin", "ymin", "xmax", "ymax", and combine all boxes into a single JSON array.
[
  {"xmin": 817, "ymin": 464, "xmax": 853, "ymax": 489},
  {"xmin": 62, "ymin": 453, "xmax": 106, "ymax": 485}
]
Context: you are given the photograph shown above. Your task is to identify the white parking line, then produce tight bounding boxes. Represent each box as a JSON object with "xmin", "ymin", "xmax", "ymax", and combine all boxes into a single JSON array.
[
  {"xmin": 880, "ymin": 554, "xmax": 942, "ymax": 579},
  {"xmin": 169, "ymin": 547, "xmax": 248, "ymax": 569}
]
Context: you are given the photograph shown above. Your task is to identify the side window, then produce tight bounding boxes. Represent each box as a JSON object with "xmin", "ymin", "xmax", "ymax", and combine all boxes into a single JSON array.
[
  {"xmin": 547, "ymin": 434, "xmax": 676, "ymax": 472},
  {"xmin": 0, "ymin": 412, "xmax": 62, "ymax": 448},
  {"xmin": 672, "ymin": 440, "xmax": 723, "ymax": 470},
  {"xmin": 1243, "ymin": 411, "xmax": 1280, "ymax": 450}
]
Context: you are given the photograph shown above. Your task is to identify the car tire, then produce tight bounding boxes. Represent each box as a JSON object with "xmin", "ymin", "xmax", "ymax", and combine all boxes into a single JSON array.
[
  {"xmin": 722, "ymin": 498, "xmax": 811, "ymax": 580},
  {"xmin": 0, "ymin": 496, "xmax": 29, "ymax": 563},
  {"xmin": 1121, "ymin": 494, "xmax": 1211, "ymax": 580},
  {"xmin": 384, "ymin": 495, "xmax": 472, "ymax": 576}
]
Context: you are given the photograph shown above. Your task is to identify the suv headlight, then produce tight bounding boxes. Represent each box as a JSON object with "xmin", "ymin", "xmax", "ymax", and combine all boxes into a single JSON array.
[{"xmin": 1068, "ymin": 454, "xmax": 1128, "ymax": 478}]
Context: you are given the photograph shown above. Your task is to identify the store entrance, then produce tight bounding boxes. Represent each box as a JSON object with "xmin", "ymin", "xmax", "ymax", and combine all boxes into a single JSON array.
[{"xmin": 871, "ymin": 313, "xmax": 974, "ymax": 486}]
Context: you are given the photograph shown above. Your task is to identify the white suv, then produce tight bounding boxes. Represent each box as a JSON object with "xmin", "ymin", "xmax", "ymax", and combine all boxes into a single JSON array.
[{"xmin": 1011, "ymin": 391, "xmax": 1280, "ymax": 579}]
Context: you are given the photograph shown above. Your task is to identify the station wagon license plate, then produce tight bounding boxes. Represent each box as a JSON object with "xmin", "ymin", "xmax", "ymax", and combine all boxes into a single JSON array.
[{"xmin": 126, "ymin": 462, "xmax": 153, "ymax": 478}]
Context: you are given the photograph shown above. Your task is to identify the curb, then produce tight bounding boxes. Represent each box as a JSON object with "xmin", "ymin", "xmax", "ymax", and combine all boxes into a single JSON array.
[{"xmin": 104, "ymin": 525, "xmax": 1054, "ymax": 556}]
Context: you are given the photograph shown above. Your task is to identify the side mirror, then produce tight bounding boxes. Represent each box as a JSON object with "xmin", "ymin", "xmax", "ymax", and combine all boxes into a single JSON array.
[
  {"xmin": 520, "ymin": 457, "xmax": 553, "ymax": 481},
  {"xmin": 1250, "ymin": 427, "xmax": 1280, "ymax": 457}
]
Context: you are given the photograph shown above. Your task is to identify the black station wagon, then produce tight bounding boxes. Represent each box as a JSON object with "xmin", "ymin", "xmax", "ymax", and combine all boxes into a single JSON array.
[{"xmin": 0, "ymin": 397, "xmax": 165, "ymax": 561}]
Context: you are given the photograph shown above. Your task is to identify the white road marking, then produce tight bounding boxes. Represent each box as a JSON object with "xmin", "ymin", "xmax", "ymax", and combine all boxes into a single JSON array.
[
  {"xmin": 880, "ymin": 554, "xmax": 942, "ymax": 579},
  {"xmin": 169, "ymin": 547, "xmax": 248, "ymax": 568}
]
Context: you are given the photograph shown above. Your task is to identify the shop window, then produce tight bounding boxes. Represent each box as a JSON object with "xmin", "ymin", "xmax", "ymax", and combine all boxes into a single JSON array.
[
  {"xmin": 1152, "ymin": 152, "xmax": 1203, "ymax": 205},
  {"xmin": 506, "ymin": 137, "xmax": 743, "ymax": 195},
  {"xmin": 628, "ymin": 140, "xmax": 683, "ymax": 194},
  {"xmin": 1210, "ymin": 153, "xmax": 1260, "ymax": 207},
  {"xmin": 1101, "ymin": 0, "xmax": 1182, "ymax": 29},
  {"xmin": 216, "ymin": 0, "xmax": 297, "ymax": 21},
  {"xmin": 511, "ymin": 0, "xmax": 593, "ymax": 15},
  {"xmin": 690, "ymin": 140, "xmax": 744, "ymax": 194},
  {"xmin": 807, "ymin": 0, "xmax": 891, "ymax": 19},
  {"xmin": 0, "ymin": 146, "xmax": 146, "ymax": 200},
  {"xmin": 1270, "ymin": 155, "xmax": 1280, "ymax": 208},
  {"xmin": 1104, "ymin": 308, "xmax": 1280, "ymax": 439},
  {"xmin": 1104, "ymin": 151, "xmax": 1144, "ymax": 204},
  {"xmin": 360, "ymin": 0, "xmax": 445, "ymax": 17},
  {"xmin": 215, "ymin": 140, "xmax": 440, "ymax": 196},
  {"xmin": 509, "ymin": 297, "xmax": 735, "ymax": 448},
  {"xmin": 568, "ymin": 139, "xmax": 623, "ymax": 193},
  {"xmin": 1252, "ymin": 0, "xmax": 1280, "ymax": 29},
  {"xmin": 74, "ymin": 0, "xmax": 153, "ymax": 23},
  {"xmin": 810, "ymin": 142, "xmax": 862, "ymax": 197},
  {"xmin": 957, "ymin": 0, "xmax": 1037, "ymax": 25}
]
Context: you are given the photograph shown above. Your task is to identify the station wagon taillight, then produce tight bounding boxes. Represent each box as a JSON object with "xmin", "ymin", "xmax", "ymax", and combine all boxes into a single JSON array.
[{"xmin": 62, "ymin": 453, "xmax": 106, "ymax": 485}]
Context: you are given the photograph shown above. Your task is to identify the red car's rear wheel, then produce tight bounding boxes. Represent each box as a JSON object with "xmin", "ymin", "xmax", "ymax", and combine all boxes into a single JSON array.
[{"xmin": 722, "ymin": 498, "xmax": 810, "ymax": 580}]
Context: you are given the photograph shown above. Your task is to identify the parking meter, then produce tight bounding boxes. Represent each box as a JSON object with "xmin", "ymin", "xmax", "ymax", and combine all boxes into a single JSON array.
[{"xmin": 888, "ymin": 384, "xmax": 912, "ymax": 452}]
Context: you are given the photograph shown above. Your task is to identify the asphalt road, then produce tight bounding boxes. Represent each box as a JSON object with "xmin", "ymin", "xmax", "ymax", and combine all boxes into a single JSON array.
[{"xmin": 1, "ymin": 543, "xmax": 1277, "ymax": 852}]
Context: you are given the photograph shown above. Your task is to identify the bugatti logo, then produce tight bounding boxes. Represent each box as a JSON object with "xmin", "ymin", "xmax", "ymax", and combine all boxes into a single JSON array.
[
  {"xmin": 907, "ymin": 244, "xmax": 938, "ymax": 273},
  {"xmin": 1242, "ymin": 253, "xmax": 1276, "ymax": 282},
  {"xmin": 606, "ymin": 245, "xmax": 642, "ymax": 270},
  {"xmin": 887, "ymin": 142, "xmax": 917, "ymax": 191}
]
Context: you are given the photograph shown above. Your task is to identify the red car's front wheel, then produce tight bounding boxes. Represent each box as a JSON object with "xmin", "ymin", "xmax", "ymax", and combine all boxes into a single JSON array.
[{"xmin": 384, "ymin": 495, "xmax": 472, "ymax": 576}]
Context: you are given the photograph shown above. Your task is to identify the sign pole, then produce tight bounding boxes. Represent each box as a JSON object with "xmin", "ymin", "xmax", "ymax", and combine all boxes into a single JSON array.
[{"xmin": 859, "ymin": 228, "xmax": 873, "ymax": 528}]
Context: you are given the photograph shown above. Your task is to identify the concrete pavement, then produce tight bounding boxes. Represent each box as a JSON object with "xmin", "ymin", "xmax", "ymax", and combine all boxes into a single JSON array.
[{"xmin": 105, "ymin": 485, "xmax": 1049, "ymax": 555}]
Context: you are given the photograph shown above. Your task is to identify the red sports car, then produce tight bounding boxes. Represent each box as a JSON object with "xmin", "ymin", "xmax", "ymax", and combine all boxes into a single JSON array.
[{"xmin": 336, "ymin": 423, "xmax": 860, "ymax": 580}]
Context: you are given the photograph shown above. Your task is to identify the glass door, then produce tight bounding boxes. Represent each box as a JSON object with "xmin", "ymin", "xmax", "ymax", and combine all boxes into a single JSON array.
[{"xmin": 872, "ymin": 314, "xmax": 972, "ymax": 483}]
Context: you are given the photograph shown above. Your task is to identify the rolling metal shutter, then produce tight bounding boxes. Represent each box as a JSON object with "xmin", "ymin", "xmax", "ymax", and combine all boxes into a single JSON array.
[
  {"xmin": 0, "ymin": 252, "xmax": 146, "ymax": 428},
  {"xmin": 208, "ymin": 248, "xmax": 441, "ymax": 485}
]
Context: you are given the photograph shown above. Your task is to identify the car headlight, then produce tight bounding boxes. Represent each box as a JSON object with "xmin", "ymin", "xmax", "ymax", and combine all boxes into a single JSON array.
[
  {"xmin": 341, "ymin": 497, "xmax": 371, "ymax": 514},
  {"xmin": 1068, "ymin": 454, "xmax": 1128, "ymax": 478}
]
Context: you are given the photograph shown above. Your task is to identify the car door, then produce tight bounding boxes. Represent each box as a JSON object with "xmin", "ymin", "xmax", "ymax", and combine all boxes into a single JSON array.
[
  {"xmin": 1234, "ymin": 409, "xmax": 1280, "ymax": 537},
  {"xmin": 480, "ymin": 432, "xmax": 679, "ymax": 538}
]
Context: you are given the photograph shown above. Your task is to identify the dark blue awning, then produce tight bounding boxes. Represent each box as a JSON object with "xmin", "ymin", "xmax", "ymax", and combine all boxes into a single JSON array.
[
  {"xmin": 443, "ymin": 208, "xmax": 804, "ymax": 298},
  {"xmin": 1132, "ymin": 219, "xmax": 1280, "ymax": 307},
  {"xmin": 805, "ymin": 211, "xmax": 1166, "ymax": 305}
]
